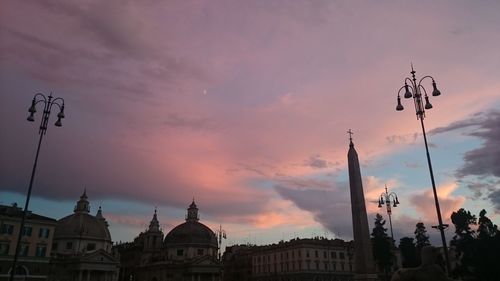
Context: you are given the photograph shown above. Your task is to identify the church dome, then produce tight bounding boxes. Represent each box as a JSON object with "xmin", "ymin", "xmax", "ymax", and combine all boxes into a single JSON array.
[
  {"xmin": 164, "ymin": 200, "xmax": 217, "ymax": 247},
  {"xmin": 164, "ymin": 221, "xmax": 217, "ymax": 246},
  {"xmin": 54, "ymin": 191, "xmax": 111, "ymax": 242}
]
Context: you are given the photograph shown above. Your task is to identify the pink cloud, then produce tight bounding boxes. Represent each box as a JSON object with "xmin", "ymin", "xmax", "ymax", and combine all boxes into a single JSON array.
[{"xmin": 410, "ymin": 182, "xmax": 466, "ymax": 225}]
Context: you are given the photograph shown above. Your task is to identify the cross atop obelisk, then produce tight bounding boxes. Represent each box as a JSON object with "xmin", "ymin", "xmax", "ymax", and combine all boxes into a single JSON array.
[{"xmin": 347, "ymin": 129, "xmax": 354, "ymax": 147}]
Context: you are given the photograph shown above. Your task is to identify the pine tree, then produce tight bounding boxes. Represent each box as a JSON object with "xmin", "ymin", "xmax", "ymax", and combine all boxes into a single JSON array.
[
  {"xmin": 475, "ymin": 209, "xmax": 500, "ymax": 281},
  {"xmin": 399, "ymin": 237, "xmax": 418, "ymax": 268},
  {"xmin": 414, "ymin": 222, "xmax": 430, "ymax": 249},
  {"xmin": 450, "ymin": 208, "xmax": 477, "ymax": 279},
  {"xmin": 371, "ymin": 213, "xmax": 394, "ymax": 281},
  {"xmin": 477, "ymin": 209, "xmax": 498, "ymax": 239}
]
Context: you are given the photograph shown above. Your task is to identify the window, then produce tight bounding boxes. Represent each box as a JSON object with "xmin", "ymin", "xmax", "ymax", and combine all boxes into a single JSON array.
[
  {"xmin": 0, "ymin": 243, "xmax": 9, "ymax": 255},
  {"xmin": 298, "ymin": 250, "xmax": 301, "ymax": 257},
  {"xmin": 19, "ymin": 244, "xmax": 29, "ymax": 256},
  {"xmin": 341, "ymin": 263, "xmax": 345, "ymax": 271},
  {"xmin": 332, "ymin": 262, "xmax": 336, "ymax": 271},
  {"xmin": 323, "ymin": 251, "xmax": 327, "ymax": 258},
  {"xmin": 176, "ymin": 249, "xmax": 184, "ymax": 256},
  {"xmin": 39, "ymin": 228, "xmax": 50, "ymax": 238},
  {"xmin": 66, "ymin": 242, "xmax": 73, "ymax": 250},
  {"xmin": 197, "ymin": 249, "xmax": 204, "ymax": 256},
  {"xmin": 35, "ymin": 245, "xmax": 47, "ymax": 257},
  {"xmin": 331, "ymin": 251, "xmax": 337, "ymax": 259},
  {"xmin": 324, "ymin": 262, "xmax": 328, "ymax": 270},
  {"xmin": 1, "ymin": 224, "xmax": 14, "ymax": 235},
  {"xmin": 315, "ymin": 250, "xmax": 318, "ymax": 258},
  {"xmin": 306, "ymin": 250, "xmax": 310, "ymax": 258},
  {"xmin": 86, "ymin": 243, "xmax": 96, "ymax": 251},
  {"xmin": 339, "ymin": 252, "xmax": 345, "ymax": 259},
  {"xmin": 51, "ymin": 243, "xmax": 58, "ymax": 251},
  {"xmin": 22, "ymin": 226, "xmax": 32, "ymax": 237}
]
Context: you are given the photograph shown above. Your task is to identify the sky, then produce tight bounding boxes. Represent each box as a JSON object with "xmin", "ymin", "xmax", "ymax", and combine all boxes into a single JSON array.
[{"xmin": 1, "ymin": 0, "xmax": 500, "ymax": 248}]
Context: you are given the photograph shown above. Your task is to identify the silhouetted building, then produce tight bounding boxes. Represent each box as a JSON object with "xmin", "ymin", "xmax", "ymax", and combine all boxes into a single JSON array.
[
  {"xmin": 48, "ymin": 191, "xmax": 119, "ymax": 281},
  {"xmin": 223, "ymin": 245, "xmax": 253, "ymax": 281},
  {"xmin": 0, "ymin": 203, "xmax": 57, "ymax": 280},
  {"xmin": 116, "ymin": 200, "xmax": 221, "ymax": 281},
  {"xmin": 223, "ymin": 237, "xmax": 354, "ymax": 281}
]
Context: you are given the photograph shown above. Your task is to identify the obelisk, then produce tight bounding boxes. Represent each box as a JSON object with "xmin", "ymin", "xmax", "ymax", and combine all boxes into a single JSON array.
[{"xmin": 347, "ymin": 130, "xmax": 378, "ymax": 280}]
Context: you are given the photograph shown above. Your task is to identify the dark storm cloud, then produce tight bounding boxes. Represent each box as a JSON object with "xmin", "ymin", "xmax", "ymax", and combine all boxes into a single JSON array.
[
  {"xmin": 428, "ymin": 112, "xmax": 485, "ymax": 135},
  {"xmin": 447, "ymin": 110, "xmax": 500, "ymax": 178},
  {"xmin": 0, "ymin": 1, "xmax": 205, "ymax": 101},
  {"xmin": 274, "ymin": 182, "xmax": 354, "ymax": 239},
  {"xmin": 32, "ymin": 0, "xmax": 152, "ymax": 57},
  {"xmin": 431, "ymin": 110, "xmax": 500, "ymax": 211},
  {"xmin": 488, "ymin": 189, "xmax": 500, "ymax": 212}
]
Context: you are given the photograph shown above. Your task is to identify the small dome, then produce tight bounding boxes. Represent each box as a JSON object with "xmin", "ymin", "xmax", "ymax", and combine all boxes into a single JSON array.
[
  {"xmin": 54, "ymin": 191, "xmax": 111, "ymax": 242},
  {"xmin": 164, "ymin": 221, "xmax": 217, "ymax": 247},
  {"xmin": 55, "ymin": 212, "xmax": 111, "ymax": 241}
]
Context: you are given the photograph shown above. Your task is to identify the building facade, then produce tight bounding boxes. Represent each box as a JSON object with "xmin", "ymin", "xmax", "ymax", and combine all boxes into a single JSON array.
[
  {"xmin": 49, "ymin": 191, "xmax": 119, "ymax": 281},
  {"xmin": 223, "ymin": 238, "xmax": 354, "ymax": 281},
  {"xmin": 0, "ymin": 203, "xmax": 57, "ymax": 280}
]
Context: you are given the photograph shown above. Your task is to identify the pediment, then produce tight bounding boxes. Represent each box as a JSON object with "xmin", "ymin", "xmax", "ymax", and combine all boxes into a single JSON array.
[
  {"xmin": 190, "ymin": 256, "xmax": 220, "ymax": 266},
  {"xmin": 80, "ymin": 249, "xmax": 118, "ymax": 263}
]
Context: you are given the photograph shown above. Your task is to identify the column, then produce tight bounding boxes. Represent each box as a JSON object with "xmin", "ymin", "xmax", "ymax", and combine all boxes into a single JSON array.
[{"xmin": 78, "ymin": 270, "xmax": 83, "ymax": 281}]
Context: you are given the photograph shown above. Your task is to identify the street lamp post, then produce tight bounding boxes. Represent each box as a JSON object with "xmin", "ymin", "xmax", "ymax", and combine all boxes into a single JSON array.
[
  {"xmin": 9, "ymin": 93, "xmax": 65, "ymax": 281},
  {"xmin": 394, "ymin": 66, "xmax": 451, "ymax": 274},
  {"xmin": 377, "ymin": 185, "xmax": 399, "ymax": 241}
]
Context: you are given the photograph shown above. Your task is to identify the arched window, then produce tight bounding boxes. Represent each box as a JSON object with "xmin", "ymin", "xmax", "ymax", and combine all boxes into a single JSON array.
[{"xmin": 9, "ymin": 265, "xmax": 29, "ymax": 276}]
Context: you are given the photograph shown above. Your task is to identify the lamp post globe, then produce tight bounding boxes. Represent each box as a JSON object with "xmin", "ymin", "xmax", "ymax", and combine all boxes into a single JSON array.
[{"xmin": 377, "ymin": 185, "xmax": 399, "ymax": 242}]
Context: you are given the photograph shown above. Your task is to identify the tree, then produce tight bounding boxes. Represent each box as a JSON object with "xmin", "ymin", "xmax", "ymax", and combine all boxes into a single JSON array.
[
  {"xmin": 371, "ymin": 213, "xmax": 394, "ymax": 281},
  {"xmin": 477, "ymin": 209, "xmax": 498, "ymax": 239},
  {"xmin": 413, "ymin": 222, "xmax": 431, "ymax": 266},
  {"xmin": 450, "ymin": 208, "xmax": 477, "ymax": 279},
  {"xmin": 475, "ymin": 209, "xmax": 500, "ymax": 281},
  {"xmin": 414, "ymin": 222, "xmax": 431, "ymax": 249},
  {"xmin": 399, "ymin": 237, "xmax": 418, "ymax": 268}
]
